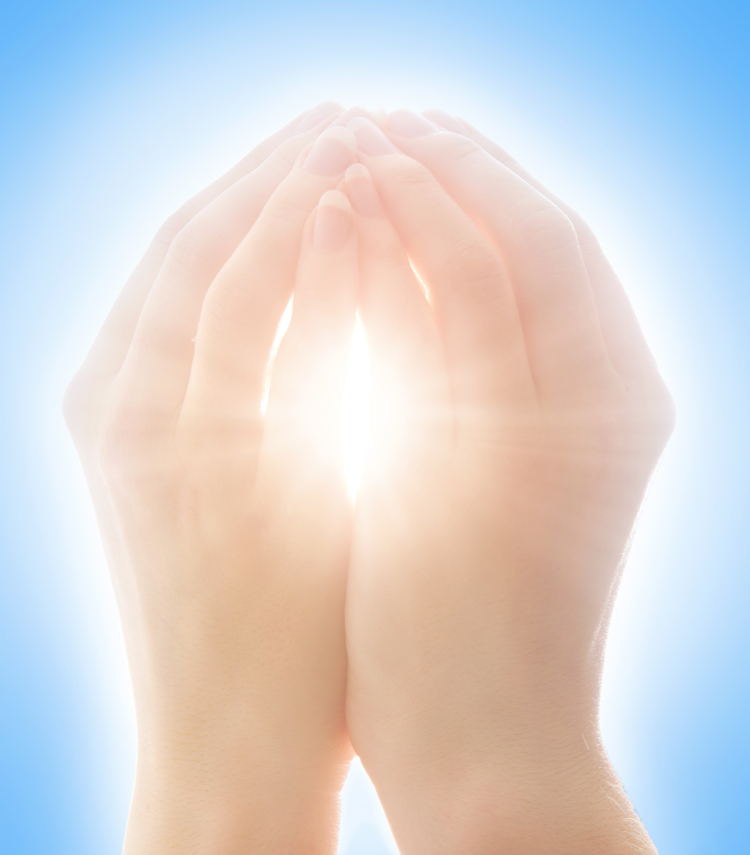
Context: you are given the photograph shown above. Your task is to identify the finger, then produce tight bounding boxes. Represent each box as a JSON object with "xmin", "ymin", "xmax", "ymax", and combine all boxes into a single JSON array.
[
  {"xmin": 422, "ymin": 109, "xmax": 659, "ymax": 385},
  {"xmin": 344, "ymin": 163, "xmax": 452, "ymax": 462},
  {"xmin": 180, "ymin": 128, "xmax": 358, "ymax": 436},
  {"xmin": 347, "ymin": 117, "xmax": 534, "ymax": 418},
  {"xmin": 384, "ymin": 110, "xmax": 618, "ymax": 405},
  {"xmin": 168, "ymin": 101, "xmax": 343, "ymax": 239},
  {"xmin": 326, "ymin": 105, "xmax": 378, "ymax": 128},
  {"xmin": 260, "ymin": 190, "xmax": 359, "ymax": 483},
  {"xmin": 73, "ymin": 102, "xmax": 343, "ymax": 394}
]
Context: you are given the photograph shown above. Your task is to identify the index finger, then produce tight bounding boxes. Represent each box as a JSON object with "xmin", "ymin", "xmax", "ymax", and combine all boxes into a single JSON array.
[
  {"xmin": 348, "ymin": 117, "xmax": 534, "ymax": 421},
  {"xmin": 382, "ymin": 111, "xmax": 616, "ymax": 405}
]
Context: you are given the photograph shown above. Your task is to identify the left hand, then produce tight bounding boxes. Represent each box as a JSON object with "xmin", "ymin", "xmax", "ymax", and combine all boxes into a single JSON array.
[{"xmin": 65, "ymin": 116, "xmax": 360, "ymax": 855}]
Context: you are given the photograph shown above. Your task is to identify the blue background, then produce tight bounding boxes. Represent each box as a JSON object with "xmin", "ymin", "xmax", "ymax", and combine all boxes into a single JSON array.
[{"xmin": 1, "ymin": 1, "xmax": 748, "ymax": 852}]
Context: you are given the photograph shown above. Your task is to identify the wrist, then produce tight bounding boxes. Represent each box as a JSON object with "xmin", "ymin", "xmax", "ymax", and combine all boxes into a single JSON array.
[
  {"xmin": 126, "ymin": 708, "xmax": 352, "ymax": 855},
  {"xmin": 365, "ymin": 738, "xmax": 656, "ymax": 855}
]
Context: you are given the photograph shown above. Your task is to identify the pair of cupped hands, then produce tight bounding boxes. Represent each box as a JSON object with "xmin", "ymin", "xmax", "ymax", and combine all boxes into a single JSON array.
[{"xmin": 64, "ymin": 101, "xmax": 673, "ymax": 855}]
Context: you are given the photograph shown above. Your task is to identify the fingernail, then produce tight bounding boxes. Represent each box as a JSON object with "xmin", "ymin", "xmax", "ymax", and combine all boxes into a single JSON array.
[
  {"xmin": 312, "ymin": 190, "xmax": 351, "ymax": 251},
  {"xmin": 421, "ymin": 109, "xmax": 467, "ymax": 134},
  {"xmin": 345, "ymin": 164, "xmax": 383, "ymax": 218},
  {"xmin": 327, "ymin": 105, "xmax": 373, "ymax": 128},
  {"xmin": 386, "ymin": 110, "xmax": 440, "ymax": 138},
  {"xmin": 303, "ymin": 127, "xmax": 357, "ymax": 175},
  {"xmin": 294, "ymin": 101, "xmax": 342, "ymax": 133},
  {"xmin": 348, "ymin": 117, "xmax": 399, "ymax": 156}
]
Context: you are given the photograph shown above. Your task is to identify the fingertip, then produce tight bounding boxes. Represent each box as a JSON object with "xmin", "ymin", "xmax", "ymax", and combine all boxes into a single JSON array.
[
  {"xmin": 325, "ymin": 125, "xmax": 358, "ymax": 154},
  {"xmin": 326, "ymin": 105, "xmax": 376, "ymax": 128},
  {"xmin": 344, "ymin": 164, "xmax": 383, "ymax": 218},
  {"xmin": 319, "ymin": 188, "xmax": 352, "ymax": 213},
  {"xmin": 312, "ymin": 190, "xmax": 352, "ymax": 251},
  {"xmin": 302, "ymin": 126, "xmax": 358, "ymax": 175},
  {"xmin": 371, "ymin": 106, "xmax": 387, "ymax": 127},
  {"xmin": 348, "ymin": 117, "xmax": 400, "ymax": 157},
  {"xmin": 384, "ymin": 110, "xmax": 440, "ymax": 139},
  {"xmin": 293, "ymin": 100, "xmax": 344, "ymax": 133},
  {"xmin": 455, "ymin": 115, "xmax": 478, "ymax": 134},
  {"xmin": 345, "ymin": 163, "xmax": 370, "ymax": 181},
  {"xmin": 421, "ymin": 109, "xmax": 468, "ymax": 135}
]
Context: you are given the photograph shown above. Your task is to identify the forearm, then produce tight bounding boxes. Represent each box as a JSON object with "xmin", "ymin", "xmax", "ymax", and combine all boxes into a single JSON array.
[
  {"xmin": 125, "ymin": 718, "xmax": 351, "ymax": 855},
  {"xmin": 368, "ymin": 739, "xmax": 656, "ymax": 855}
]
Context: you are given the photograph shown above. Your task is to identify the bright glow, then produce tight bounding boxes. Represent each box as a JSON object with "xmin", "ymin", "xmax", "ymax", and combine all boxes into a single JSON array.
[
  {"xmin": 342, "ymin": 319, "xmax": 370, "ymax": 500},
  {"xmin": 261, "ymin": 299, "xmax": 293, "ymax": 415},
  {"xmin": 44, "ymin": 51, "xmax": 691, "ymax": 853},
  {"xmin": 338, "ymin": 757, "xmax": 399, "ymax": 855}
]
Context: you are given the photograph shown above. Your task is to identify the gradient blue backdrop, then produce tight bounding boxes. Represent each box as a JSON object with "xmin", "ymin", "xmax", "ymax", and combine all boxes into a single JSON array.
[{"xmin": 1, "ymin": 1, "xmax": 748, "ymax": 853}]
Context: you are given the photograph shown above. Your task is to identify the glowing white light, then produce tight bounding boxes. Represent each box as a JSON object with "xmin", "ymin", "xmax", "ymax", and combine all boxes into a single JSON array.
[{"xmin": 342, "ymin": 318, "xmax": 370, "ymax": 500}]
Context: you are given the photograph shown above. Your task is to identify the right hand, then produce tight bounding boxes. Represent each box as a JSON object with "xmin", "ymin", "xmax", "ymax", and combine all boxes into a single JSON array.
[{"xmin": 344, "ymin": 115, "xmax": 672, "ymax": 855}]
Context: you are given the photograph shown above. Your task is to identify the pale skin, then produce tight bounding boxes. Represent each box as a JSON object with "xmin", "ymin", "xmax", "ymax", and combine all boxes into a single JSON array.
[{"xmin": 64, "ymin": 101, "xmax": 673, "ymax": 854}]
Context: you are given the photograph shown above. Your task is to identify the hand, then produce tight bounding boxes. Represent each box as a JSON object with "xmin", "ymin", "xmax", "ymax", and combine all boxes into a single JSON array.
[
  {"xmin": 344, "ymin": 114, "xmax": 673, "ymax": 854},
  {"xmin": 64, "ymin": 104, "xmax": 360, "ymax": 855}
]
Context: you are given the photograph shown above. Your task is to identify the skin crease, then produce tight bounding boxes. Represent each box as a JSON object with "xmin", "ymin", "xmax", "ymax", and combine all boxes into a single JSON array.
[{"xmin": 63, "ymin": 104, "xmax": 671, "ymax": 855}]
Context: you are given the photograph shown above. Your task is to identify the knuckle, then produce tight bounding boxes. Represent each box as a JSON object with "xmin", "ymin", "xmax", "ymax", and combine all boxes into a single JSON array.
[
  {"xmin": 643, "ymin": 379, "xmax": 677, "ymax": 446},
  {"xmin": 263, "ymin": 188, "xmax": 313, "ymax": 229},
  {"xmin": 166, "ymin": 222, "xmax": 219, "ymax": 275},
  {"xmin": 62, "ymin": 372, "xmax": 91, "ymax": 433},
  {"xmin": 512, "ymin": 205, "xmax": 579, "ymax": 257},
  {"xmin": 98, "ymin": 407, "xmax": 143, "ymax": 469},
  {"xmin": 153, "ymin": 212, "xmax": 189, "ymax": 250},
  {"xmin": 62, "ymin": 371, "xmax": 104, "ymax": 444},
  {"xmin": 291, "ymin": 286, "xmax": 339, "ymax": 318},
  {"xmin": 593, "ymin": 378, "xmax": 677, "ymax": 462},
  {"xmin": 196, "ymin": 293, "xmax": 248, "ymax": 354},
  {"xmin": 443, "ymin": 236, "xmax": 504, "ymax": 305},
  {"xmin": 269, "ymin": 136, "xmax": 306, "ymax": 171},
  {"xmin": 387, "ymin": 160, "xmax": 438, "ymax": 203},
  {"xmin": 97, "ymin": 383, "xmax": 173, "ymax": 489},
  {"xmin": 98, "ymin": 412, "xmax": 153, "ymax": 491},
  {"xmin": 440, "ymin": 135, "xmax": 486, "ymax": 169}
]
